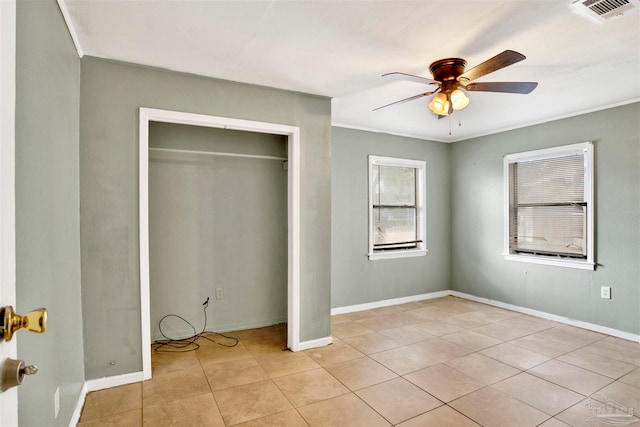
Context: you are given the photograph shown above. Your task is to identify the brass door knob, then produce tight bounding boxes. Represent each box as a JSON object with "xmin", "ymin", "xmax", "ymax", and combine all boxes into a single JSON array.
[{"xmin": 0, "ymin": 306, "xmax": 47, "ymax": 341}]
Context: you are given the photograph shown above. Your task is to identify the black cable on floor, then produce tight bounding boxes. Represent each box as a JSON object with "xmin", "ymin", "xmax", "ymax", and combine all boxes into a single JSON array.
[{"xmin": 153, "ymin": 297, "xmax": 239, "ymax": 352}]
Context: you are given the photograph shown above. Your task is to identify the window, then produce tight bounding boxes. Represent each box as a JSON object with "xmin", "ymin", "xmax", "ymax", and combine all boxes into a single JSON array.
[
  {"xmin": 504, "ymin": 142, "xmax": 594, "ymax": 270},
  {"xmin": 368, "ymin": 156, "xmax": 426, "ymax": 260}
]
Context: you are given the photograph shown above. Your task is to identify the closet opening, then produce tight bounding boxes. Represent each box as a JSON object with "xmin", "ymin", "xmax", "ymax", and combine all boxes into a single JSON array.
[{"xmin": 139, "ymin": 108, "xmax": 301, "ymax": 380}]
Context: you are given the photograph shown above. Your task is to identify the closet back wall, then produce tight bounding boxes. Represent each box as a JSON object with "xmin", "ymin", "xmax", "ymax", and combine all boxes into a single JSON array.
[{"xmin": 149, "ymin": 122, "xmax": 288, "ymax": 339}]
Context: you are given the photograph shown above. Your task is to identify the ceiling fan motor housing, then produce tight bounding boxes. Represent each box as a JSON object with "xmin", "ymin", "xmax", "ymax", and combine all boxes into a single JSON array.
[{"xmin": 429, "ymin": 58, "xmax": 467, "ymax": 92}]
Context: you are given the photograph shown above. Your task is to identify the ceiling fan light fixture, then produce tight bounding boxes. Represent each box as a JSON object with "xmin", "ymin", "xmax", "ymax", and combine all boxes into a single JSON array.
[
  {"xmin": 377, "ymin": 50, "xmax": 537, "ymax": 119},
  {"xmin": 450, "ymin": 89, "xmax": 470, "ymax": 110},
  {"xmin": 429, "ymin": 93, "xmax": 449, "ymax": 115}
]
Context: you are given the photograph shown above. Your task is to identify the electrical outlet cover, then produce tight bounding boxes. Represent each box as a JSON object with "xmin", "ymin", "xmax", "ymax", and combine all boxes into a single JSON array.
[{"xmin": 54, "ymin": 387, "xmax": 60, "ymax": 418}]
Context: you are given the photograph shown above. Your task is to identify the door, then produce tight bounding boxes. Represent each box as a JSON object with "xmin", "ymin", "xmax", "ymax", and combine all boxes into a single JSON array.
[{"xmin": 0, "ymin": 0, "xmax": 18, "ymax": 425}]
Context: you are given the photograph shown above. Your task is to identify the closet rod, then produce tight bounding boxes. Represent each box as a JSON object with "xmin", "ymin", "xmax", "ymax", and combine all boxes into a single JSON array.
[{"xmin": 149, "ymin": 147, "xmax": 287, "ymax": 161}]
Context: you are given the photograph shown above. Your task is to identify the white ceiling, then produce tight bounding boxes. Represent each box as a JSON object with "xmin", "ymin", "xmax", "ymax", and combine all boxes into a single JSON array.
[{"xmin": 61, "ymin": 0, "xmax": 640, "ymax": 142}]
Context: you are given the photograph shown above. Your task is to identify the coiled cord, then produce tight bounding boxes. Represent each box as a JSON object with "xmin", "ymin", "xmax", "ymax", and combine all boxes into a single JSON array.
[{"xmin": 153, "ymin": 297, "xmax": 239, "ymax": 352}]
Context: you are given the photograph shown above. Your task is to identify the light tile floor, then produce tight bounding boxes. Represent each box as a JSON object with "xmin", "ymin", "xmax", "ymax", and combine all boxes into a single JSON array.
[{"xmin": 77, "ymin": 296, "xmax": 640, "ymax": 426}]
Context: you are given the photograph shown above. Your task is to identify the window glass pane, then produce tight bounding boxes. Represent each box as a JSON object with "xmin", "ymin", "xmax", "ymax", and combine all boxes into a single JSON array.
[
  {"xmin": 369, "ymin": 156, "xmax": 426, "ymax": 258},
  {"xmin": 374, "ymin": 165, "xmax": 415, "ymax": 206},
  {"xmin": 373, "ymin": 207, "xmax": 416, "ymax": 245},
  {"xmin": 510, "ymin": 205, "xmax": 586, "ymax": 257}
]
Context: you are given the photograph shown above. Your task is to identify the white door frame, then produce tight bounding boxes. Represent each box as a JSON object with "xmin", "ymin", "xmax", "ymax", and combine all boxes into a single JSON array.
[
  {"xmin": 139, "ymin": 107, "xmax": 301, "ymax": 379},
  {"xmin": 0, "ymin": 0, "xmax": 18, "ymax": 424}
]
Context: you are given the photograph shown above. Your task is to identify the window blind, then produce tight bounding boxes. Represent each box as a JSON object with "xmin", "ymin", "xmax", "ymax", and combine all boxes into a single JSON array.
[{"xmin": 509, "ymin": 153, "xmax": 587, "ymax": 258}]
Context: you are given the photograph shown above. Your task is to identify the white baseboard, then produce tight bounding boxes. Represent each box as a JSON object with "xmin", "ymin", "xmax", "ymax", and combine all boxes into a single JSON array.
[
  {"xmin": 152, "ymin": 317, "xmax": 287, "ymax": 342},
  {"xmin": 297, "ymin": 336, "xmax": 333, "ymax": 351},
  {"xmin": 331, "ymin": 290, "xmax": 450, "ymax": 315},
  {"xmin": 450, "ymin": 291, "xmax": 640, "ymax": 343},
  {"xmin": 84, "ymin": 371, "xmax": 145, "ymax": 392},
  {"xmin": 70, "ymin": 372, "xmax": 145, "ymax": 427},
  {"xmin": 331, "ymin": 289, "xmax": 638, "ymax": 343},
  {"xmin": 68, "ymin": 383, "xmax": 87, "ymax": 427}
]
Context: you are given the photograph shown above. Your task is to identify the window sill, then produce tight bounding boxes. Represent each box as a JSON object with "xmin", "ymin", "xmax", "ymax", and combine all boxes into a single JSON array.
[
  {"xmin": 368, "ymin": 249, "xmax": 428, "ymax": 261},
  {"xmin": 504, "ymin": 254, "xmax": 595, "ymax": 270}
]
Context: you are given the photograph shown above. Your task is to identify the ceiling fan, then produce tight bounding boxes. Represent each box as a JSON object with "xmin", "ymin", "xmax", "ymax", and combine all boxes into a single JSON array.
[{"xmin": 375, "ymin": 50, "xmax": 538, "ymax": 117}]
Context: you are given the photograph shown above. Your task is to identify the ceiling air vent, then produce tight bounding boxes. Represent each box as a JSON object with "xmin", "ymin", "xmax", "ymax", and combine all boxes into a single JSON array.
[{"xmin": 571, "ymin": 0, "xmax": 639, "ymax": 22}]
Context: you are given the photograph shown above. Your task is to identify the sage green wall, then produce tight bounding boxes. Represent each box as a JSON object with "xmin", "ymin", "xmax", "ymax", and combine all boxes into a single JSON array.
[
  {"xmin": 451, "ymin": 103, "xmax": 640, "ymax": 334},
  {"xmin": 331, "ymin": 127, "xmax": 451, "ymax": 308},
  {"xmin": 80, "ymin": 57, "xmax": 331, "ymax": 379},
  {"xmin": 16, "ymin": 1, "xmax": 84, "ymax": 426},
  {"xmin": 149, "ymin": 123, "xmax": 287, "ymax": 339}
]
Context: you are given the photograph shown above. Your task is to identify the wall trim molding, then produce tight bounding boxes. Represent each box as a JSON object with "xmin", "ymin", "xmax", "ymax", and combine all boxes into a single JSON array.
[
  {"xmin": 335, "ymin": 99, "xmax": 640, "ymax": 143},
  {"xmin": 56, "ymin": 0, "xmax": 84, "ymax": 58},
  {"xmin": 332, "ymin": 290, "xmax": 638, "ymax": 342},
  {"xmin": 69, "ymin": 372, "xmax": 144, "ymax": 427},
  {"xmin": 139, "ymin": 107, "xmax": 302, "ymax": 383},
  {"xmin": 151, "ymin": 318, "xmax": 287, "ymax": 343},
  {"xmin": 68, "ymin": 383, "xmax": 87, "ymax": 427},
  {"xmin": 331, "ymin": 290, "xmax": 450, "ymax": 315},
  {"xmin": 449, "ymin": 291, "xmax": 640, "ymax": 343},
  {"xmin": 85, "ymin": 371, "xmax": 145, "ymax": 392},
  {"xmin": 297, "ymin": 336, "xmax": 333, "ymax": 351}
]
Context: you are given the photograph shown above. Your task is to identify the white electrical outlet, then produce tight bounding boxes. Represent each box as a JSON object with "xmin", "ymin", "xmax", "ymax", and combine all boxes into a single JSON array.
[
  {"xmin": 601, "ymin": 286, "xmax": 611, "ymax": 299},
  {"xmin": 54, "ymin": 387, "xmax": 60, "ymax": 419},
  {"xmin": 216, "ymin": 287, "xmax": 224, "ymax": 299}
]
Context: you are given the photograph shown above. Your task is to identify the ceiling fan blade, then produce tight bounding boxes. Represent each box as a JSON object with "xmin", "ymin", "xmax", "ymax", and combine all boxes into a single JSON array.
[
  {"xmin": 464, "ymin": 82, "xmax": 538, "ymax": 94},
  {"xmin": 457, "ymin": 50, "xmax": 526, "ymax": 83},
  {"xmin": 382, "ymin": 72, "xmax": 439, "ymax": 86},
  {"xmin": 373, "ymin": 90, "xmax": 438, "ymax": 111}
]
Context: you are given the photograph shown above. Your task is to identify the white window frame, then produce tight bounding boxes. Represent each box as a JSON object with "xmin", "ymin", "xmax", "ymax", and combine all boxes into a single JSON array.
[
  {"xmin": 368, "ymin": 155, "xmax": 427, "ymax": 260},
  {"xmin": 503, "ymin": 142, "xmax": 595, "ymax": 270}
]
